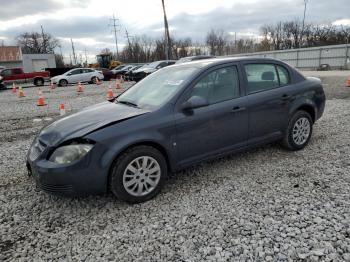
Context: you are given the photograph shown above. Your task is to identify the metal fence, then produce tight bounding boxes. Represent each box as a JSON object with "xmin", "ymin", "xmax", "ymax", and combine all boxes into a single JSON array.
[{"xmin": 228, "ymin": 44, "xmax": 350, "ymax": 70}]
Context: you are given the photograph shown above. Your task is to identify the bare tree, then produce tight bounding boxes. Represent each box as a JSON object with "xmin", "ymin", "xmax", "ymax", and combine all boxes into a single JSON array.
[{"xmin": 16, "ymin": 32, "xmax": 60, "ymax": 54}]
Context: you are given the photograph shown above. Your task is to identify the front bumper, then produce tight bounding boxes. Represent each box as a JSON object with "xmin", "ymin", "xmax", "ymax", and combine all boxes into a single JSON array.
[{"xmin": 26, "ymin": 140, "xmax": 110, "ymax": 197}]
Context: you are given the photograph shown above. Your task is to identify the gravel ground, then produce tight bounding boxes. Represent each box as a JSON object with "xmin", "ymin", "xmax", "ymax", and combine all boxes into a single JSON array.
[{"xmin": 0, "ymin": 75, "xmax": 350, "ymax": 261}]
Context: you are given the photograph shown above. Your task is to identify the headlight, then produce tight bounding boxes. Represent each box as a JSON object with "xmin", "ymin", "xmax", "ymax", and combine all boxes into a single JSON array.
[{"xmin": 49, "ymin": 144, "xmax": 93, "ymax": 164}]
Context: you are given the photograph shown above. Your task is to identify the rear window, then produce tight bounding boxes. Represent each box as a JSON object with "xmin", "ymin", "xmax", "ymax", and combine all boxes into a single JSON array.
[
  {"xmin": 244, "ymin": 64, "xmax": 279, "ymax": 94},
  {"xmin": 244, "ymin": 63, "xmax": 291, "ymax": 94},
  {"xmin": 276, "ymin": 65, "xmax": 290, "ymax": 86}
]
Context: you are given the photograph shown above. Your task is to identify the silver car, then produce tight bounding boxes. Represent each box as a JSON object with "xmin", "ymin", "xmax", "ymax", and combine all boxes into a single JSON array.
[{"xmin": 51, "ymin": 68, "xmax": 104, "ymax": 87}]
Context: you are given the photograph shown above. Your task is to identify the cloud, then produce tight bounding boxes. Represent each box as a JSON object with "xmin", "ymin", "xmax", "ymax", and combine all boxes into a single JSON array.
[{"xmin": 0, "ymin": 0, "xmax": 349, "ymax": 58}]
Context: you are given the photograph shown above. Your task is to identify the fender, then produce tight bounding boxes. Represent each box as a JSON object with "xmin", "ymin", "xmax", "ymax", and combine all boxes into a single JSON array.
[{"xmin": 288, "ymin": 96, "xmax": 317, "ymax": 122}]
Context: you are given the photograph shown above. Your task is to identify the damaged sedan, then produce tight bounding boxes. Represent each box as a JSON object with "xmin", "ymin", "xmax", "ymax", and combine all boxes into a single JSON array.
[{"xmin": 27, "ymin": 57, "xmax": 325, "ymax": 203}]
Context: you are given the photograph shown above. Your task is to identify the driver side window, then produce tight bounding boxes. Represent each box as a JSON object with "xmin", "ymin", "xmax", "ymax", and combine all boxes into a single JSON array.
[
  {"xmin": 70, "ymin": 69, "xmax": 81, "ymax": 75},
  {"xmin": 190, "ymin": 66, "xmax": 240, "ymax": 104}
]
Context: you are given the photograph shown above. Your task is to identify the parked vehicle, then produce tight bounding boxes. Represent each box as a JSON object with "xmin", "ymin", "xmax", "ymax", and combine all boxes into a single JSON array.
[
  {"xmin": 50, "ymin": 68, "xmax": 104, "ymax": 87},
  {"xmin": 124, "ymin": 65, "xmax": 144, "ymax": 81},
  {"xmin": 111, "ymin": 65, "xmax": 126, "ymax": 74},
  {"xmin": 0, "ymin": 66, "xmax": 5, "ymax": 70},
  {"xmin": 132, "ymin": 60, "xmax": 176, "ymax": 82},
  {"xmin": 27, "ymin": 57, "xmax": 325, "ymax": 203},
  {"xmin": 0, "ymin": 67, "xmax": 50, "ymax": 86},
  {"xmin": 96, "ymin": 68, "xmax": 114, "ymax": 81},
  {"xmin": 0, "ymin": 75, "xmax": 5, "ymax": 90},
  {"xmin": 112, "ymin": 64, "xmax": 136, "ymax": 79},
  {"xmin": 176, "ymin": 55, "xmax": 215, "ymax": 64}
]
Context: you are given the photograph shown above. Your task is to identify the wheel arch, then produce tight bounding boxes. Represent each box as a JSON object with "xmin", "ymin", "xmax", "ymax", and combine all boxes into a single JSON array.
[
  {"xmin": 33, "ymin": 76, "xmax": 44, "ymax": 85},
  {"xmin": 290, "ymin": 100, "xmax": 317, "ymax": 123},
  {"xmin": 106, "ymin": 140, "xmax": 173, "ymax": 192}
]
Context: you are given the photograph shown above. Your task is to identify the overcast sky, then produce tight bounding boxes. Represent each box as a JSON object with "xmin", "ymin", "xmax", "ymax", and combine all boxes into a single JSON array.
[{"xmin": 0, "ymin": 0, "xmax": 349, "ymax": 62}]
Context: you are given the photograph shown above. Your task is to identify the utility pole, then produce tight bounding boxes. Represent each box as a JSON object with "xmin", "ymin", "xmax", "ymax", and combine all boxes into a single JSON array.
[
  {"xmin": 301, "ymin": 0, "xmax": 309, "ymax": 47},
  {"xmin": 84, "ymin": 48, "xmax": 88, "ymax": 66},
  {"xmin": 110, "ymin": 14, "xmax": 120, "ymax": 57},
  {"xmin": 40, "ymin": 25, "xmax": 46, "ymax": 53},
  {"xmin": 70, "ymin": 38, "xmax": 77, "ymax": 65},
  {"xmin": 125, "ymin": 29, "xmax": 132, "ymax": 47},
  {"xmin": 161, "ymin": 0, "xmax": 171, "ymax": 60}
]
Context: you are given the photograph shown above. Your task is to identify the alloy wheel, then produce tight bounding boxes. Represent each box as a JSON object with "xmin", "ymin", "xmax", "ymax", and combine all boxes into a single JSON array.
[
  {"xmin": 292, "ymin": 117, "xmax": 311, "ymax": 145},
  {"xmin": 122, "ymin": 156, "xmax": 161, "ymax": 197}
]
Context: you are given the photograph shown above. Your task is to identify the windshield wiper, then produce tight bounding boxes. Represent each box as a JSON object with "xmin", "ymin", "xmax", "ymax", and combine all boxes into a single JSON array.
[{"xmin": 117, "ymin": 100, "xmax": 139, "ymax": 108}]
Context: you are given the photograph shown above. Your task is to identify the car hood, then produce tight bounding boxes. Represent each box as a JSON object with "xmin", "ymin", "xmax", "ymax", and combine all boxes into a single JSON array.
[{"xmin": 39, "ymin": 102, "xmax": 150, "ymax": 146}]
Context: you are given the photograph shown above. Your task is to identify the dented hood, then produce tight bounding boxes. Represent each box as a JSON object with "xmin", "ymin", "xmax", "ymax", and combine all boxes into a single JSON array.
[{"xmin": 39, "ymin": 102, "xmax": 149, "ymax": 146}]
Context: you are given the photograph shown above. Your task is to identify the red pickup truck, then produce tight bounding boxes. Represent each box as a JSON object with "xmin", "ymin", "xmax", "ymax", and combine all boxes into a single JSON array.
[{"xmin": 0, "ymin": 68, "xmax": 50, "ymax": 86}]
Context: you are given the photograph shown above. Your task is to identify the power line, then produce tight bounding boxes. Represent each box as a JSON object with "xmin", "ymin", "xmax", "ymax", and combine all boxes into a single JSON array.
[{"xmin": 109, "ymin": 14, "xmax": 120, "ymax": 57}]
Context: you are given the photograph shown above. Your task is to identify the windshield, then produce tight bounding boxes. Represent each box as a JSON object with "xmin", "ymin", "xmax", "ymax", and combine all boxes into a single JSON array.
[
  {"xmin": 146, "ymin": 61, "xmax": 162, "ymax": 69},
  {"xmin": 116, "ymin": 66, "xmax": 198, "ymax": 110},
  {"xmin": 114, "ymin": 65, "xmax": 125, "ymax": 70}
]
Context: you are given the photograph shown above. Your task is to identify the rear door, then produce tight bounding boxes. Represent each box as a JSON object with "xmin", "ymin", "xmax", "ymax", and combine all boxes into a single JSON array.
[
  {"xmin": 175, "ymin": 64, "xmax": 248, "ymax": 166},
  {"xmin": 242, "ymin": 62, "xmax": 294, "ymax": 144}
]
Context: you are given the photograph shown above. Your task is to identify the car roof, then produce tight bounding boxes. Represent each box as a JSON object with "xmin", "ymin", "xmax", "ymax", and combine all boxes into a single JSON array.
[{"xmin": 172, "ymin": 57, "xmax": 289, "ymax": 69}]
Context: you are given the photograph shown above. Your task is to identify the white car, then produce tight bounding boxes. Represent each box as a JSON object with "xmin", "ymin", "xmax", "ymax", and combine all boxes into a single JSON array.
[{"xmin": 51, "ymin": 68, "xmax": 104, "ymax": 87}]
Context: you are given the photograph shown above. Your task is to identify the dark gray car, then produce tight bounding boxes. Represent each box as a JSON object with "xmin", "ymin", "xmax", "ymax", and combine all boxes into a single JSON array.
[{"xmin": 26, "ymin": 57, "xmax": 326, "ymax": 203}]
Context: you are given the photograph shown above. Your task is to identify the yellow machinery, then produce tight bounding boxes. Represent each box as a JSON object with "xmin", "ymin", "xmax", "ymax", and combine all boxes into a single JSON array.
[{"xmin": 94, "ymin": 54, "xmax": 122, "ymax": 69}]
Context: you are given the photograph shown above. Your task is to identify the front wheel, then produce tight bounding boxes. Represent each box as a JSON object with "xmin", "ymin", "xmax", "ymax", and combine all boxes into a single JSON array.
[
  {"xmin": 59, "ymin": 79, "xmax": 68, "ymax": 87},
  {"xmin": 281, "ymin": 110, "xmax": 313, "ymax": 151},
  {"xmin": 110, "ymin": 146, "xmax": 167, "ymax": 203},
  {"xmin": 34, "ymin": 78, "xmax": 44, "ymax": 86}
]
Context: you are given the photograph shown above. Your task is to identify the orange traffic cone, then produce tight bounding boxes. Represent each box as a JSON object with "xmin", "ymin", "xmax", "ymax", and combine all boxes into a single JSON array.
[
  {"xmin": 12, "ymin": 83, "xmax": 17, "ymax": 93},
  {"xmin": 37, "ymin": 92, "xmax": 46, "ymax": 106},
  {"xmin": 96, "ymin": 78, "xmax": 101, "ymax": 85},
  {"xmin": 120, "ymin": 76, "xmax": 124, "ymax": 83},
  {"xmin": 116, "ymin": 82, "xmax": 121, "ymax": 89},
  {"xmin": 77, "ymin": 82, "xmax": 84, "ymax": 93},
  {"xmin": 107, "ymin": 85, "xmax": 114, "ymax": 100},
  {"xmin": 347, "ymin": 77, "xmax": 350, "ymax": 87},
  {"xmin": 50, "ymin": 81, "xmax": 56, "ymax": 89},
  {"xmin": 37, "ymin": 88, "xmax": 43, "ymax": 96},
  {"xmin": 18, "ymin": 87, "xmax": 25, "ymax": 97},
  {"xmin": 59, "ymin": 103, "xmax": 65, "ymax": 116}
]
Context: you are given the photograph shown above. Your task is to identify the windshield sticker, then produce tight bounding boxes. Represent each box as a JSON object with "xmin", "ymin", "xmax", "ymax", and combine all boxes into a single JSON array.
[{"xmin": 164, "ymin": 80, "xmax": 184, "ymax": 85}]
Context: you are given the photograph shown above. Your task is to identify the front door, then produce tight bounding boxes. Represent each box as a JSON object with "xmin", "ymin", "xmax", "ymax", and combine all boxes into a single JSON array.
[{"xmin": 175, "ymin": 64, "xmax": 248, "ymax": 167}]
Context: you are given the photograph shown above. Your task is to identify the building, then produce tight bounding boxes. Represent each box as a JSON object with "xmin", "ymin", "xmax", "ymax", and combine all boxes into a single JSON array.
[{"xmin": 0, "ymin": 46, "xmax": 56, "ymax": 72}]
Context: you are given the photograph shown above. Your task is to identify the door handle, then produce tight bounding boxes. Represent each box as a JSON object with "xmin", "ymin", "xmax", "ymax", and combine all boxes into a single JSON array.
[
  {"xmin": 231, "ymin": 106, "xmax": 246, "ymax": 113},
  {"xmin": 281, "ymin": 94, "xmax": 294, "ymax": 101}
]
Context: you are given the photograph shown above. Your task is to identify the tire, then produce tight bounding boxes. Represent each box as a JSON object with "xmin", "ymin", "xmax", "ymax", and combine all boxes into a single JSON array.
[
  {"xmin": 110, "ymin": 145, "xmax": 167, "ymax": 203},
  {"xmin": 281, "ymin": 110, "xmax": 313, "ymax": 151},
  {"xmin": 59, "ymin": 79, "xmax": 68, "ymax": 87},
  {"xmin": 91, "ymin": 76, "xmax": 98, "ymax": 84},
  {"xmin": 34, "ymin": 78, "xmax": 44, "ymax": 86}
]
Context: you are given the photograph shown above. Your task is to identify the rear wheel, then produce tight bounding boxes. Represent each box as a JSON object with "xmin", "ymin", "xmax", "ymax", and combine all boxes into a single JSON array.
[
  {"xmin": 110, "ymin": 146, "xmax": 167, "ymax": 203},
  {"xmin": 59, "ymin": 79, "xmax": 68, "ymax": 87},
  {"xmin": 91, "ymin": 76, "xmax": 99, "ymax": 84},
  {"xmin": 34, "ymin": 78, "xmax": 44, "ymax": 86},
  {"xmin": 281, "ymin": 110, "xmax": 313, "ymax": 150}
]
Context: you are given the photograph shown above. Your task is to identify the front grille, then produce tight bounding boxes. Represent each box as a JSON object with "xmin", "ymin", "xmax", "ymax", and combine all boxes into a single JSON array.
[
  {"xmin": 29, "ymin": 138, "xmax": 47, "ymax": 161},
  {"xmin": 38, "ymin": 182, "xmax": 74, "ymax": 195}
]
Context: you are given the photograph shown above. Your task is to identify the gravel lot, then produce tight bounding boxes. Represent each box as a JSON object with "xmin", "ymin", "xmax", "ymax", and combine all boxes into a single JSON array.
[{"xmin": 1, "ymin": 72, "xmax": 350, "ymax": 261}]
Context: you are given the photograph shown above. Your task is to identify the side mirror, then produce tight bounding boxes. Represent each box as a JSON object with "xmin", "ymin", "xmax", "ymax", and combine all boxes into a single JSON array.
[{"xmin": 181, "ymin": 96, "xmax": 209, "ymax": 111}]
